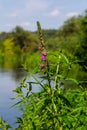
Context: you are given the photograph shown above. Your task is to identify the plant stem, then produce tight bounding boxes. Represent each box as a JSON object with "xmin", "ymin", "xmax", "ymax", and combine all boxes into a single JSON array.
[{"xmin": 53, "ymin": 63, "xmax": 60, "ymax": 90}]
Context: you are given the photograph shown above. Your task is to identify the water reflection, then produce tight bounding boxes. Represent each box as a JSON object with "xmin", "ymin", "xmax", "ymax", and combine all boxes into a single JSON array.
[
  {"xmin": 0, "ymin": 69, "xmax": 41, "ymax": 128},
  {"xmin": 0, "ymin": 69, "xmax": 26, "ymax": 128}
]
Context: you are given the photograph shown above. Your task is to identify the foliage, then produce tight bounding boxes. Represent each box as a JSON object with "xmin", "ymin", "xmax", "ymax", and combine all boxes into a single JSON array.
[
  {"xmin": 0, "ymin": 10, "xmax": 87, "ymax": 76},
  {"xmin": 75, "ymin": 10, "xmax": 87, "ymax": 71},
  {"xmin": 12, "ymin": 26, "xmax": 39, "ymax": 52},
  {"xmin": 9, "ymin": 21, "xmax": 87, "ymax": 130},
  {"xmin": 0, "ymin": 10, "xmax": 87, "ymax": 129},
  {"xmin": 0, "ymin": 117, "xmax": 11, "ymax": 129}
]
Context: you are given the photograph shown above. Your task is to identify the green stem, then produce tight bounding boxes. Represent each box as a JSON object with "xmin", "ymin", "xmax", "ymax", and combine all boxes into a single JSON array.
[
  {"xmin": 46, "ymin": 60, "xmax": 51, "ymax": 88},
  {"xmin": 53, "ymin": 63, "xmax": 60, "ymax": 90}
]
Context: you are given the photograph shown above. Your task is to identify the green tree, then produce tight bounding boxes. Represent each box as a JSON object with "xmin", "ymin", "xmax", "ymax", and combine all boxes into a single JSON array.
[
  {"xmin": 12, "ymin": 26, "xmax": 39, "ymax": 53},
  {"xmin": 75, "ymin": 11, "xmax": 87, "ymax": 71}
]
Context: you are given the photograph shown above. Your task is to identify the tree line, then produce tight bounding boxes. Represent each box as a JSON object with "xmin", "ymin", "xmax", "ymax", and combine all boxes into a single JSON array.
[{"xmin": 0, "ymin": 10, "xmax": 87, "ymax": 74}]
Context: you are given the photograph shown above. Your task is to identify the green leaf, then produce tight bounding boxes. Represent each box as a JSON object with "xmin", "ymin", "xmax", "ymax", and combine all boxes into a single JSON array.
[
  {"xmin": 11, "ymin": 100, "xmax": 23, "ymax": 108},
  {"xmin": 13, "ymin": 87, "xmax": 23, "ymax": 94},
  {"xmin": 16, "ymin": 117, "xmax": 23, "ymax": 124},
  {"xmin": 61, "ymin": 53, "xmax": 69, "ymax": 64},
  {"xmin": 65, "ymin": 78, "xmax": 79, "ymax": 85}
]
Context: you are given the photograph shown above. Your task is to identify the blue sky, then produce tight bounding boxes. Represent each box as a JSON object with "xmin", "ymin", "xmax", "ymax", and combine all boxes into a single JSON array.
[{"xmin": 0, "ymin": 0, "xmax": 87, "ymax": 32}]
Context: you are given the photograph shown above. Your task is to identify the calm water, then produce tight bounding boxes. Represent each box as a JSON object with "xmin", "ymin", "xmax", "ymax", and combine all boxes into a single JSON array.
[
  {"xmin": 0, "ymin": 69, "xmax": 78, "ymax": 128},
  {"xmin": 0, "ymin": 69, "xmax": 40, "ymax": 128}
]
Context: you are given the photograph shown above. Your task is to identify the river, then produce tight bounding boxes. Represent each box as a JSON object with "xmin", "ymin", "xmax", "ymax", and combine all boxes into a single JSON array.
[
  {"xmin": 0, "ymin": 69, "xmax": 40, "ymax": 128},
  {"xmin": 0, "ymin": 68, "xmax": 78, "ymax": 128}
]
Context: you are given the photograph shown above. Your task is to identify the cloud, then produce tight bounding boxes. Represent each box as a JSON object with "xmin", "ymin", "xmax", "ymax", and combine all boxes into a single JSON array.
[
  {"xmin": 50, "ymin": 9, "xmax": 60, "ymax": 16},
  {"xmin": 20, "ymin": 22, "xmax": 32, "ymax": 27},
  {"xmin": 0, "ymin": 22, "xmax": 33, "ymax": 29},
  {"xmin": 25, "ymin": 0, "xmax": 47, "ymax": 13},
  {"xmin": 45, "ymin": 9, "xmax": 60, "ymax": 17},
  {"xmin": 4, "ymin": 11, "xmax": 20, "ymax": 18},
  {"xmin": 9, "ymin": 12, "xmax": 18, "ymax": 17},
  {"xmin": 66, "ymin": 12, "xmax": 79, "ymax": 18},
  {"xmin": 0, "ymin": 23, "xmax": 14, "ymax": 27}
]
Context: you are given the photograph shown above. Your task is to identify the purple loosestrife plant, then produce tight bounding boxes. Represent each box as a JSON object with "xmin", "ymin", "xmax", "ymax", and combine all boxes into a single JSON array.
[
  {"xmin": 41, "ymin": 55, "xmax": 46, "ymax": 61},
  {"xmin": 42, "ymin": 51, "xmax": 47, "ymax": 56},
  {"xmin": 11, "ymin": 21, "xmax": 85, "ymax": 130},
  {"xmin": 39, "ymin": 43, "xmax": 48, "ymax": 70},
  {"xmin": 41, "ymin": 64, "xmax": 45, "ymax": 69},
  {"xmin": 39, "ymin": 44, "xmax": 47, "ymax": 69},
  {"xmin": 37, "ymin": 21, "xmax": 51, "ymax": 88}
]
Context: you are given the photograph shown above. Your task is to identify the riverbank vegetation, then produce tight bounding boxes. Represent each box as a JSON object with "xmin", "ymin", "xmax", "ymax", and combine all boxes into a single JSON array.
[
  {"xmin": 0, "ymin": 10, "xmax": 87, "ymax": 129},
  {"xmin": 0, "ymin": 11, "xmax": 87, "ymax": 80}
]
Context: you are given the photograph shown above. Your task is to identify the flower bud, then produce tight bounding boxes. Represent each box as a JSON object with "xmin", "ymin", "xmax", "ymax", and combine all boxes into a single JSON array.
[
  {"xmin": 41, "ymin": 64, "xmax": 45, "ymax": 69},
  {"xmin": 42, "ymin": 51, "xmax": 47, "ymax": 56},
  {"xmin": 41, "ymin": 55, "xmax": 46, "ymax": 61}
]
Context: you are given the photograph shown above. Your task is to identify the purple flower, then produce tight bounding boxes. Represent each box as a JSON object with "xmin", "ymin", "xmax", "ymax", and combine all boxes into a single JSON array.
[
  {"xmin": 41, "ymin": 64, "xmax": 45, "ymax": 69},
  {"xmin": 41, "ymin": 55, "xmax": 46, "ymax": 61},
  {"xmin": 42, "ymin": 51, "xmax": 47, "ymax": 56}
]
